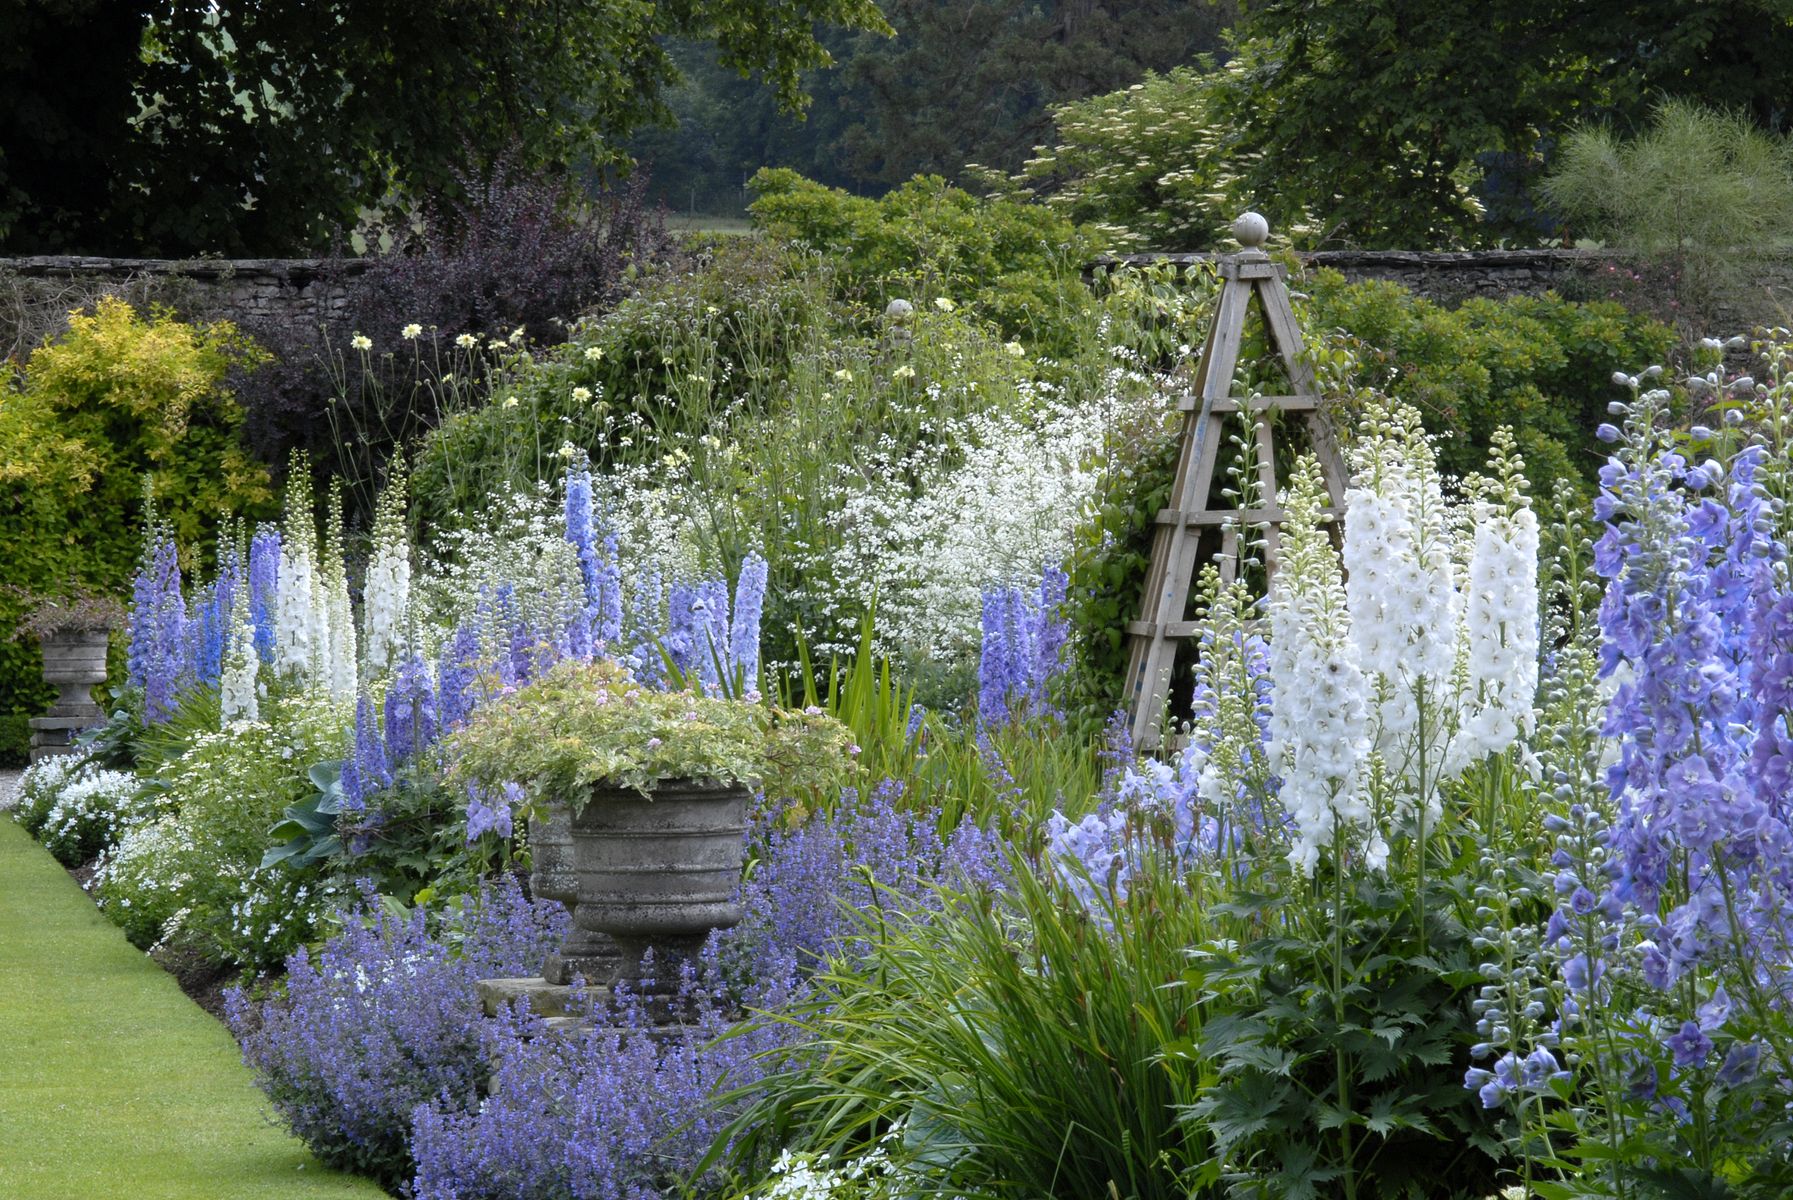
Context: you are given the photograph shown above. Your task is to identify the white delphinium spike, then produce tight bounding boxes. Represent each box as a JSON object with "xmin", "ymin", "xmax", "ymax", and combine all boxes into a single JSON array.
[
  {"xmin": 274, "ymin": 455, "xmax": 323, "ymax": 682},
  {"xmin": 1342, "ymin": 398, "xmax": 1461, "ymax": 814},
  {"xmin": 320, "ymin": 481, "xmax": 358, "ymax": 697},
  {"xmin": 1269, "ymin": 456, "xmax": 1376, "ymax": 876},
  {"xmin": 1451, "ymin": 428, "xmax": 1540, "ymax": 768},
  {"xmin": 361, "ymin": 470, "xmax": 412, "ymax": 675},
  {"xmin": 219, "ymin": 572, "xmax": 260, "ymax": 724}
]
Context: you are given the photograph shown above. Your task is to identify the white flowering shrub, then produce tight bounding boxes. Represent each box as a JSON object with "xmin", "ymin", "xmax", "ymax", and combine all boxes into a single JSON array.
[
  {"xmin": 11, "ymin": 756, "xmax": 160, "ymax": 867},
  {"xmin": 97, "ymin": 690, "xmax": 351, "ymax": 966},
  {"xmin": 417, "ymin": 479, "xmax": 685, "ymax": 641},
  {"xmin": 35, "ymin": 767, "xmax": 157, "ymax": 868},
  {"xmin": 800, "ymin": 368, "xmax": 1160, "ymax": 663},
  {"xmin": 10, "ymin": 753, "xmax": 88, "ymax": 830}
]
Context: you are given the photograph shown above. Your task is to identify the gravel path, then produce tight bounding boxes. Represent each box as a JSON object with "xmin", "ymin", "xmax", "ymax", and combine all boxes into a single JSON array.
[{"xmin": 0, "ymin": 767, "xmax": 21, "ymax": 810}]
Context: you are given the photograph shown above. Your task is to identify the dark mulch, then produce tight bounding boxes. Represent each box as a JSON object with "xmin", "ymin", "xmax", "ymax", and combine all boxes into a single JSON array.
[{"xmin": 150, "ymin": 936, "xmax": 247, "ymax": 1024}]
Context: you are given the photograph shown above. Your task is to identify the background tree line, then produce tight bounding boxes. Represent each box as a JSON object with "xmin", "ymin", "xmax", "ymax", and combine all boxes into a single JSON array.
[{"xmin": 3, "ymin": 0, "xmax": 1793, "ymax": 258}]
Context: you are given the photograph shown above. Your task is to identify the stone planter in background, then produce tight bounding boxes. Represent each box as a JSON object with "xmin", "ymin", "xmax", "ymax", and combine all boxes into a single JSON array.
[
  {"xmin": 30, "ymin": 629, "xmax": 109, "ymax": 763},
  {"xmin": 570, "ymin": 778, "xmax": 749, "ymax": 1023},
  {"xmin": 527, "ymin": 803, "xmax": 621, "ymax": 986}
]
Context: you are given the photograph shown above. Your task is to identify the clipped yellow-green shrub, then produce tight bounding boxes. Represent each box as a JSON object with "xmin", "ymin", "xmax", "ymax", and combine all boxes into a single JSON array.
[
  {"xmin": 0, "ymin": 297, "xmax": 273, "ymax": 762},
  {"xmin": 747, "ymin": 168, "xmax": 1104, "ymax": 359}
]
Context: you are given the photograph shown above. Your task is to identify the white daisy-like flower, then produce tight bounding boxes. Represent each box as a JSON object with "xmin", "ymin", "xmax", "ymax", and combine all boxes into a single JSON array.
[
  {"xmin": 401, "ymin": 323, "xmax": 422, "ymax": 340},
  {"xmin": 349, "ymin": 333, "xmax": 372, "ymax": 351}
]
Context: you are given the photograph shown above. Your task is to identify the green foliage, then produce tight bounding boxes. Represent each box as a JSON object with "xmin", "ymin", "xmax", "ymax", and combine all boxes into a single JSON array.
[
  {"xmin": 784, "ymin": 619, "xmax": 1107, "ymax": 836},
  {"xmin": 0, "ymin": 298, "xmax": 271, "ymax": 763},
  {"xmin": 1209, "ymin": 1, "xmax": 1793, "ymax": 247},
  {"xmin": 262, "ymin": 761, "xmax": 346, "ymax": 871},
  {"xmin": 719, "ymin": 851, "xmax": 1217, "ymax": 1198},
  {"xmin": 1005, "ymin": 65, "xmax": 1245, "ymax": 252},
  {"xmin": 1181, "ymin": 878, "xmax": 1504, "ymax": 1200},
  {"xmin": 1544, "ymin": 99, "xmax": 1793, "ymax": 319},
  {"xmin": 747, "ymin": 168, "xmax": 1104, "ymax": 357},
  {"xmin": 446, "ymin": 659, "xmax": 854, "ymax": 811},
  {"xmin": 1301, "ymin": 272, "xmax": 1674, "ymax": 499},
  {"xmin": 1059, "ymin": 382, "xmax": 1182, "ymax": 737},
  {"xmin": 0, "ymin": 0, "xmax": 890, "ymax": 255},
  {"xmin": 97, "ymin": 690, "xmax": 352, "ymax": 968},
  {"xmin": 633, "ymin": 2, "xmax": 1234, "ymax": 216}
]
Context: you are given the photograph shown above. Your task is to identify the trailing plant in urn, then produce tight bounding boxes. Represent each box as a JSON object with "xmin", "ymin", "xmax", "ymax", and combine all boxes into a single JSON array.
[
  {"xmin": 449, "ymin": 658, "xmax": 854, "ymax": 1017},
  {"xmin": 447, "ymin": 659, "xmax": 852, "ymax": 811}
]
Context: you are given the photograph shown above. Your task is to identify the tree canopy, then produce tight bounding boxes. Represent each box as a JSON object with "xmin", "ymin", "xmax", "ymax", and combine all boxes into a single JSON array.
[
  {"xmin": 0, "ymin": 0, "xmax": 888, "ymax": 256},
  {"xmin": 1217, "ymin": 0, "xmax": 1793, "ymax": 247}
]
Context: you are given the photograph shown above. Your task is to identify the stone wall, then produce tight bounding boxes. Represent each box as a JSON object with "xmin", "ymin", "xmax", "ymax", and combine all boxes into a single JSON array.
[
  {"xmin": 8, "ymin": 249, "xmax": 1793, "ymax": 358},
  {"xmin": 1093, "ymin": 247, "xmax": 1595, "ymax": 306},
  {"xmin": 1091, "ymin": 248, "xmax": 1793, "ymax": 333},
  {"xmin": 0, "ymin": 255, "xmax": 370, "ymax": 359}
]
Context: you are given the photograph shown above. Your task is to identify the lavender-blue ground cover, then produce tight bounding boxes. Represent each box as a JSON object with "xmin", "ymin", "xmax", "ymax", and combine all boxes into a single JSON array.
[
  {"xmin": 225, "ymin": 877, "xmax": 565, "ymax": 1190},
  {"xmin": 231, "ymin": 786, "xmax": 1001, "ymax": 1200}
]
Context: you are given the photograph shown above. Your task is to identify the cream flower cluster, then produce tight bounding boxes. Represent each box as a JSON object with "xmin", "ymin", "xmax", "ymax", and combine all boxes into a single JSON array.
[
  {"xmin": 1268, "ymin": 457, "xmax": 1377, "ymax": 875},
  {"xmin": 319, "ymin": 484, "xmax": 358, "ymax": 698},
  {"xmin": 219, "ymin": 586, "xmax": 260, "ymax": 724},
  {"xmin": 1341, "ymin": 401, "xmax": 1461, "ymax": 810},
  {"xmin": 274, "ymin": 469, "xmax": 323, "ymax": 684},
  {"xmin": 1450, "ymin": 432, "xmax": 1540, "ymax": 768},
  {"xmin": 361, "ymin": 473, "xmax": 413, "ymax": 674}
]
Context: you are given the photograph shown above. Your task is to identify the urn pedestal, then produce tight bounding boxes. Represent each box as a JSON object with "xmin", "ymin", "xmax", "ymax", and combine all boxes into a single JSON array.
[
  {"xmin": 569, "ymin": 778, "xmax": 748, "ymax": 1023},
  {"xmin": 29, "ymin": 630, "xmax": 109, "ymax": 763},
  {"xmin": 527, "ymin": 803, "xmax": 621, "ymax": 986}
]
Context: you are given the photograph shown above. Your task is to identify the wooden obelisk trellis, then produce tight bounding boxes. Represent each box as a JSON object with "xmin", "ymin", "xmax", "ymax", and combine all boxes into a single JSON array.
[{"xmin": 1122, "ymin": 212, "xmax": 1350, "ymax": 751}]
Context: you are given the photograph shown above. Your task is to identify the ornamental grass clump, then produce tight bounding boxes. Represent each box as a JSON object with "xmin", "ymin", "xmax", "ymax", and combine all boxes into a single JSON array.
[{"xmin": 447, "ymin": 658, "xmax": 853, "ymax": 809}]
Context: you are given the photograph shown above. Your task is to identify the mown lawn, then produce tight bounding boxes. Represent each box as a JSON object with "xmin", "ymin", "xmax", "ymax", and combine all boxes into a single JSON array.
[{"xmin": 0, "ymin": 816, "xmax": 385, "ymax": 1200}]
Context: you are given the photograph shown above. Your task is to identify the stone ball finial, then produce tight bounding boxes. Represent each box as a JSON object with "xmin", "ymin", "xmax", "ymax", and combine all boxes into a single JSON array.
[
  {"xmin": 884, "ymin": 298, "xmax": 915, "ymax": 323},
  {"xmin": 1231, "ymin": 211, "xmax": 1270, "ymax": 249}
]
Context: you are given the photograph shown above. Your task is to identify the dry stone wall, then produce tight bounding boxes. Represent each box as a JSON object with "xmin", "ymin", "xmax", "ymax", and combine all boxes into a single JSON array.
[
  {"xmin": 8, "ymin": 249, "xmax": 1793, "ymax": 358},
  {"xmin": 0, "ymin": 256, "xmax": 370, "ymax": 359}
]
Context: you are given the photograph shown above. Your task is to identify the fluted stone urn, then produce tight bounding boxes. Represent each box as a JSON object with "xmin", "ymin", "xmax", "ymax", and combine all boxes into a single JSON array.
[
  {"xmin": 29, "ymin": 629, "xmax": 109, "ymax": 763},
  {"xmin": 569, "ymin": 778, "xmax": 749, "ymax": 1022},
  {"xmin": 527, "ymin": 803, "xmax": 622, "ymax": 986}
]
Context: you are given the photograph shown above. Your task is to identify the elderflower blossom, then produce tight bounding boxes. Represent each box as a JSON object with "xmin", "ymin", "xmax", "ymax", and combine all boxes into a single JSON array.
[{"xmin": 1269, "ymin": 457, "xmax": 1376, "ymax": 874}]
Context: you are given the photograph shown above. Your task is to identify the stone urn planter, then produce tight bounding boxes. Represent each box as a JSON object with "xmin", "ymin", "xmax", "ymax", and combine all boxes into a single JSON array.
[
  {"xmin": 569, "ymin": 778, "xmax": 749, "ymax": 1022},
  {"xmin": 527, "ymin": 802, "xmax": 622, "ymax": 986},
  {"xmin": 30, "ymin": 628, "xmax": 110, "ymax": 762}
]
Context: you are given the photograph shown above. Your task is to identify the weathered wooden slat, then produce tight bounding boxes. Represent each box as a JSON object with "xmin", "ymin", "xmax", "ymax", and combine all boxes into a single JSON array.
[
  {"xmin": 1178, "ymin": 393, "xmax": 1318, "ymax": 414},
  {"xmin": 1123, "ymin": 213, "xmax": 1349, "ymax": 750},
  {"xmin": 1127, "ymin": 619, "xmax": 1203, "ymax": 638},
  {"xmin": 1154, "ymin": 507, "xmax": 1286, "ymax": 527}
]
